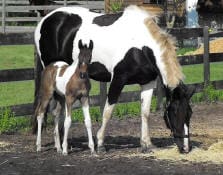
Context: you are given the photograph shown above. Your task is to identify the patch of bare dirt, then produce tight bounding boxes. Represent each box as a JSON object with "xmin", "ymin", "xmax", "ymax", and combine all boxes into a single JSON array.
[{"xmin": 0, "ymin": 102, "xmax": 223, "ymax": 175}]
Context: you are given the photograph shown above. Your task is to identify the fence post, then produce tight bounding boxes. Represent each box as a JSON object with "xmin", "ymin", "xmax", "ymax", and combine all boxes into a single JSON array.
[
  {"xmin": 64, "ymin": 0, "xmax": 67, "ymax": 6},
  {"xmin": 99, "ymin": 82, "xmax": 107, "ymax": 120},
  {"xmin": 156, "ymin": 77, "xmax": 164, "ymax": 111},
  {"xmin": 203, "ymin": 26, "xmax": 210, "ymax": 87},
  {"xmin": 2, "ymin": 0, "xmax": 6, "ymax": 33}
]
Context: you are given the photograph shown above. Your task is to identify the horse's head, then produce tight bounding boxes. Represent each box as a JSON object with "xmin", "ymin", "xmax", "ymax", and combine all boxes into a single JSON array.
[
  {"xmin": 78, "ymin": 39, "xmax": 93, "ymax": 79},
  {"xmin": 164, "ymin": 83, "xmax": 195, "ymax": 153}
]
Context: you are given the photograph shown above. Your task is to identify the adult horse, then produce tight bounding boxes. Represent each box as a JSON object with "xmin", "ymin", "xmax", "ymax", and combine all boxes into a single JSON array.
[{"xmin": 34, "ymin": 6, "xmax": 195, "ymax": 153}]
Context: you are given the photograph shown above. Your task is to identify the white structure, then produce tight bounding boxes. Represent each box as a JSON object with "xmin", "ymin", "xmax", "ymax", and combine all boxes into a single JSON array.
[{"xmin": 186, "ymin": 0, "xmax": 199, "ymax": 27}]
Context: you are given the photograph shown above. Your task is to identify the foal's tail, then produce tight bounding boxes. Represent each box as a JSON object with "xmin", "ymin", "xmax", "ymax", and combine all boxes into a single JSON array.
[{"xmin": 32, "ymin": 48, "xmax": 45, "ymax": 134}]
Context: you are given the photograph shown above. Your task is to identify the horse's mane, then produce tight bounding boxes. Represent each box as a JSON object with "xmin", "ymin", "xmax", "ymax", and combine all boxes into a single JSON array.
[{"xmin": 144, "ymin": 17, "xmax": 184, "ymax": 88}]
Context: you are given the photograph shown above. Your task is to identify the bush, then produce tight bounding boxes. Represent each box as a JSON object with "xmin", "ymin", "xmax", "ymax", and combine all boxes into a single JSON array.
[
  {"xmin": 192, "ymin": 84, "xmax": 223, "ymax": 103},
  {"xmin": 0, "ymin": 108, "xmax": 30, "ymax": 134}
]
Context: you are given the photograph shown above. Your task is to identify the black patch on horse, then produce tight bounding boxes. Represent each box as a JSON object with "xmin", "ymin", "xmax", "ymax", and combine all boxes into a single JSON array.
[
  {"xmin": 107, "ymin": 46, "xmax": 160, "ymax": 104},
  {"xmin": 88, "ymin": 62, "xmax": 111, "ymax": 82},
  {"xmin": 92, "ymin": 13, "xmax": 123, "ymax": 26},
  {"xmin": 114, "ymin": 46, "xmax": 159, "ymax": 85},
  {"xmin": 40, "ymin": 11, "xmax": 82, "ymax": 66}
]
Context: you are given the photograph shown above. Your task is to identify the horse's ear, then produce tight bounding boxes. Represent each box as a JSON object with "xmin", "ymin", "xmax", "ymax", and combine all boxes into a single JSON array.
[
  {"xmin": 78, "ymin": 39, "xmax": 83, "ymax": 49},
  {"xmin": 89, "ymin": 40, "xmax": 93, "ymax": 50},
  {"xmin": 186, "ymin": 85, "xmax": 196, "ymax": 100}
]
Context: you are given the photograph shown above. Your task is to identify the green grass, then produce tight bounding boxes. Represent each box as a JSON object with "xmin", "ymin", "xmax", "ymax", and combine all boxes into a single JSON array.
[
  {"xmin": 0, "ymin": 45, "xmax": 34, "ymax": 69},
  {"xmin": 183, "ymin": 62, "xmax": 223, "ymax": 84},
  {"xmin": 0, "ymin": 45, "xmax": 223, "ymax": 133}
]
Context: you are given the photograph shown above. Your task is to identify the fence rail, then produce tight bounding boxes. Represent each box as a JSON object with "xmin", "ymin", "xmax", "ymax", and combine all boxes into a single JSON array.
[
  {"xmin": 0, "ymin": 26, "xmax": 223, "ymax": 116},
  {"xmin": 0, "ymin": 1, "xmax": 104, "ymax": 33}
]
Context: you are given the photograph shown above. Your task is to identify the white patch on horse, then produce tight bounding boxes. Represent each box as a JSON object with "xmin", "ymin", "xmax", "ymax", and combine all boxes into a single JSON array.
[
  {"xmin": 183, "ymin": 124, "xmax": 189, "ymax": 151},
  {"xmin": 55, "ymin": 61, "xmax": 78, "ymax": 95},
  {"xmin": 54, "ymin": 61, "xmax": 68, "ymax": 67}
]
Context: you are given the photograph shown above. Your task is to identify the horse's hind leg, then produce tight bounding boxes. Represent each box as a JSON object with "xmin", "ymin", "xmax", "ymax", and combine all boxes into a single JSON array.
[
  {"xmin": 81, "ymin": 97, "xmax": 95, "ymax": 154},
  {"xmin": 140, "ymin": 81, "xmax": 156, "ymax": 153}
]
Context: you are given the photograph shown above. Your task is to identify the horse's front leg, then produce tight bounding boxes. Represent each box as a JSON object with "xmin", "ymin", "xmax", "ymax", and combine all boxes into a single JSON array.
[
  {"xmin": 80, "ymin": 97, "xmax": 95, "ymax": 154},
  {"xmin": 62, "ymin": 96, "xmax": 74, "ymax": 155},
  {"xmin": 96, "ymin": 99, "xmax": 115, "ymax": 152},
  {"xmin": 97, "ymin": 76, "xmax": 125, "ymax": 152},
  {"xmin": 140, "ymin": 81, "xmax": 156, "ymax": 153}
]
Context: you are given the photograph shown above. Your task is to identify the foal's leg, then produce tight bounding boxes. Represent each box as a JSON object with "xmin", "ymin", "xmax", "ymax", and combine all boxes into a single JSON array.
[
  {"xmin": 36, "ymin": 112, "xmax": 44, "ymax": 152},
  {"xmin": 52, "ymin": 102, "xmax": 63, "ymax": 153},
  {"xmin": 36, "ymin": 94, "xmax": 53, "ymax": 152},
  {"xmin": 81, "ymin": 97, "xmax": 95, "ymax": 154},
  {"xmin": 97, "ymin": 76, "xmax": 125, "ymax": 152},
  {"xmin": 62, "ymin": 96, "xmax": 74, "ymax": 155},
  {"xmin": 140, "ymin": 81, "xmax": 156, "ymax": 153}
]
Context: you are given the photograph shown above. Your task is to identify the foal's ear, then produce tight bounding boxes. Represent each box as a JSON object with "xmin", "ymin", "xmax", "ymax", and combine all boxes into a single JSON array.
[
  {"xmin": 89, "ymin": 40, "xmax": 93, "ymax": 50},
  {"xmin": 78, "ymin": 39, "xmax": 83, "ymax": 49},
  {"xmin": 186, "ymin": 85, "xmax": 196, "ymax": 100}
]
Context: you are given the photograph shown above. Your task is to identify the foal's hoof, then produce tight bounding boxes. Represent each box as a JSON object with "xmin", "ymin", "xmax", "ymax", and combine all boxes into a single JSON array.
[
  {"xmin": 62, "ymin": 151, "xmax": 68, "ymax": 156},
  {"xmin": 140, "ymin": 145, "xmax": 156, "ymax": 153},
  {"xmin": 36, "ymin": 147, "xmax": 41, "ymax": 153},
  {"xmin": 97, "ymin": 146, "xmax": 106, "ymax": 154},
  {"xmin": 91, "ymin": 151, "xmax": 98, "ymax": 157},
  {"xmin": 57, "ymin": 149, "xmax": 63, "ymax": 154}
]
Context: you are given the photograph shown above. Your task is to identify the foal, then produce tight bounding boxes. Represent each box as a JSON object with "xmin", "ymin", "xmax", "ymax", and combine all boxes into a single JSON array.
[{"xmin": 33, "ymin": 39, "xmax": 94, "ymax": 155}]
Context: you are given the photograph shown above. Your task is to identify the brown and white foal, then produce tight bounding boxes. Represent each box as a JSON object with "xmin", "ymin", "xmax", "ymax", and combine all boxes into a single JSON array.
[{"xmin": 33, "ymin": 39, "xmax": 94, "ymax": 155}]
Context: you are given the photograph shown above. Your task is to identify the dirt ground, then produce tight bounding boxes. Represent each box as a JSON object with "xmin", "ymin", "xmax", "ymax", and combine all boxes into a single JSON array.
[{"xmin": 0, "ymin": 102, "xmax": 223, "ymax": 175}]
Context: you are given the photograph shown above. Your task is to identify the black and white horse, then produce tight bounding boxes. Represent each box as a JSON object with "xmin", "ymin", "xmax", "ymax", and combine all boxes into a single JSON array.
[
  {"xmin": 34, "ymin": 6, "xmax": 195, "ymax": 153},
  {"xmin": 33, "ymin": 40, "xmax": 95, "ymax": 155}
]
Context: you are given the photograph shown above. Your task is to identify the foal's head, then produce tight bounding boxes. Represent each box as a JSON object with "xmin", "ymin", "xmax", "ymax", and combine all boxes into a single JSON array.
[
  {"xmin": 164, "ymin": 83, "xmax": 195, "ymax": 153},
  {"xmin": 78, "ymin": 39, "xmax": 93, "ymax": 79}
]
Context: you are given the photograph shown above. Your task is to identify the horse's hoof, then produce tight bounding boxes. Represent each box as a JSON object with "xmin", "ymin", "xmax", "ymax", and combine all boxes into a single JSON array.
[
  {"xmin": 140, "ymin": 145, "xmax": 156, "ymax": 153},
  {"xmin": 97, "ymin": 146, "xmax": 106, "ymax": 153}
]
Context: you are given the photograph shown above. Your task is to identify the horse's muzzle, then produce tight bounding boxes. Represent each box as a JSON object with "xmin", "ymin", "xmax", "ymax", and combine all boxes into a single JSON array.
[{"xmin": 175, "ymin": 137, "xmax": 192, "ymax": 154}]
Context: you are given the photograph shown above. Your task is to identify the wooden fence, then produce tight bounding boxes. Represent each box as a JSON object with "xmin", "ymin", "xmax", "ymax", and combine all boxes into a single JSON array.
[
  {"xmin": 0, "ymin": 27, "xmax": 223, "ymax": 117},
  {"xmin": 0, "ymin": 0, "xmax": 104, "ymax": 33}
]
